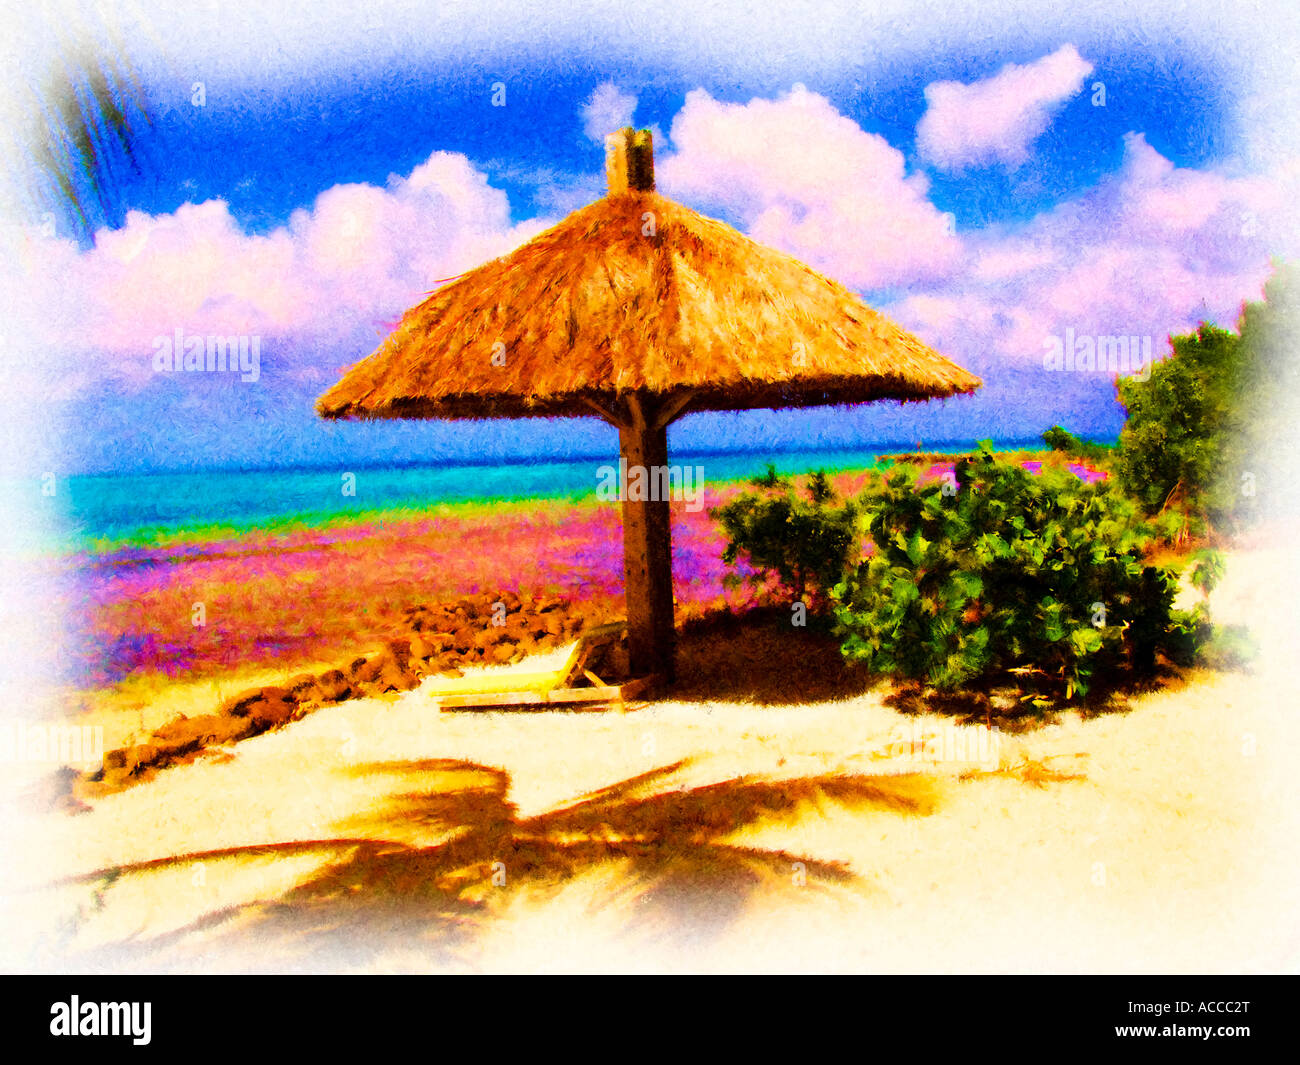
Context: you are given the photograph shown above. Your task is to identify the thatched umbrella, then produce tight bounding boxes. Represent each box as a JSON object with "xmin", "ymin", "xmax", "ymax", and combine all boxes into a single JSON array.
[{"xmin": 317, "ymin": 128, "xmax": 980, "ymax": 686}]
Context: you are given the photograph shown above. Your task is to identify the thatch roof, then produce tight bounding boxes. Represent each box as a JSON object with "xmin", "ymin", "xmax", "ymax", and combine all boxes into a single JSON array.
[{"xmin": 317, "ymin": 136, "xmax": 980, "ymax": 423}]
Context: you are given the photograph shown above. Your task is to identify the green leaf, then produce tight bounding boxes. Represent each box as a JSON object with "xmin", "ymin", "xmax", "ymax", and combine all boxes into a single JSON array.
[
  {"xmin": 905, "ymin": 529, "xmax": 930, "ymax": 566},
  {"xmin": 1069, "ymin": 627, "xmax": 1103, "ymax": 656}
]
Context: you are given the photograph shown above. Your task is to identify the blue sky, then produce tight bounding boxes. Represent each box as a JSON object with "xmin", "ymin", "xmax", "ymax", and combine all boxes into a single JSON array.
[
  {"xmin": 86, "ymin": 41, "xmax": 1229, "ymax": 236},
  {"xmin": 5, "ymin": 1, "xmax": 1297, "ymax": 475}
]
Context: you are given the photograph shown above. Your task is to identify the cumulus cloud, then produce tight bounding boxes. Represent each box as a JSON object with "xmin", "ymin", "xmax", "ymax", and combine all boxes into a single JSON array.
[
  {"xmin": 581, "ymin": 82, "xmax": 639, "ymax": 144},
  {"xmin": 916, "ymin": 44, "xmax": 1094, "ymax": 172},
  {"xmin": 4, "ymin": 151, "xmax": 548, "ymax": 392},
  {"xmin": 658, "ymin": 86, "xmax": 962, "ymax": 290},
  {"xmin": 879, "ymin": 132, "xmax": 1297, "ymax": 435},
  {"xmin": 889, "ymin": 131, "xmax": 1299, "ymax": 380},
  {"xmin": 7, "ymin": 84, "xmax": 1294, "ymax": 442}
]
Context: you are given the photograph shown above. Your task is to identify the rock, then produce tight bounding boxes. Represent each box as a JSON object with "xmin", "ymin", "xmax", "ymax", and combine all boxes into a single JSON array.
[
  {"xmin": 245, "ymin": 696, "xmax": 298, "ymax": 731},
  {"xmin": 101, "ymin": 765, "xmax": 137, "ymax": 788},
  {"xmin": 152, "ymin": 723, "xmax": 200, "ymax": 754},
  {"xmin": 409, "ymin": 635, "xmax": 433, "ymax": 661},
  {"xmin": 286, "ymin": 674, "xmax": 318, "ymax": 697},
  {"xmin": 103, "ymin": 748, "xmax": 130, "ymax": 772},
  {"xmin": 125, "ymin": 743, "xmax": 159, "ymax": 773},
  {"xmin": 314, "ymin": 670, "xmax": 352, "ymax": 704},
  {"xmin": 410, "ymin": 607, "xmax": 443, "ymax": 632},
  {"xmin": 153, "ymin": 715, "xmax": 197, "ymax": 741},
  {"xmin": 352, "ymin": 655, "xmax": 388, "ymax": 685},
  {"xmin": 406, "ymin": 607, "xmax": 437, "ymax": 631},
  {"xmin": 222, "ymin": 687, "xmax": 271, "ymax": 717},
  {"xmin": 223, "ymin": 686, "xmax": 288, "ymax": 718},
  {"xmin": 152, "ymin": 714, "xmax": 245, "ymax": 758},
  {"xmin": 374, "ymin": 663, "xmax": 419, "ymax": 694}
]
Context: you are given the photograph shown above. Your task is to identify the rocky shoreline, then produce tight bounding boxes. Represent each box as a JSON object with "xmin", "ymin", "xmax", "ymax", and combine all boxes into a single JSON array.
[{"xmin": 82, "ymin": 592, "xmax": 612, "ymax": 797}]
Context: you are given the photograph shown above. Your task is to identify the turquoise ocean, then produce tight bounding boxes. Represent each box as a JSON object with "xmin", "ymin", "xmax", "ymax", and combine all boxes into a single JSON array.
[{"xmin": 16, "ymin": 440, "xmax": 1049, "ymax": 554}]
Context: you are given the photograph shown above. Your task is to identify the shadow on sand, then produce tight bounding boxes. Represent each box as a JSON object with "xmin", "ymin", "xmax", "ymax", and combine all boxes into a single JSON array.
[
  {"xmin": 670, "ymin": 610, "xmax": 878, "ymax": 705},
  {"xmin": 52, "ymin": 758, "xmax": 938, "ymax": 971},
  {"xmin": 669, "ymin": 608, "xmax": 1195, "ymax": 731}
]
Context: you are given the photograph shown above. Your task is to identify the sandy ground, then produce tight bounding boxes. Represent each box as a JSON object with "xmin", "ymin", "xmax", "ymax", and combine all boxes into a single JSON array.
[{"xmin": 2, "ymin": 543, "xmax": 1298, "ymax": 974}]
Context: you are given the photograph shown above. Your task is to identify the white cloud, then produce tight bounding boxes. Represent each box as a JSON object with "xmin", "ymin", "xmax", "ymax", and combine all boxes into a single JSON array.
[
  {"xmin": 7, "ymin": 86, "xmax": 1296, "ymax": 427},
  {"xmin": 916, "ymin": 44, "xmax": 1094, "ymax": 172},
  {"xmin": 890, "ymin": 131, "xmax": 1300, "ymax": 375},
  {"xmin": 658, "ymin": 86, "xmax": 962, "ymax": 290},
  {"xmin": 2, "ymin": 150, "xmax": 548, "ymax": 393},
  {"xmin": 581, "ymin": 82, "xmax": 638, "ymax": 144}
]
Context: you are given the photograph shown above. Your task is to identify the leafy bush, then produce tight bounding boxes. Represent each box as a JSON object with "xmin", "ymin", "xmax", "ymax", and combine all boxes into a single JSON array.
[
  {"xmin": 1114, "ymin": 263, "xmax": 1298, "ymax": 534},
  {"xmin": 1193, "ymin": 624, "xmax": 1257, "ymax": 672},
  {"xmin": 1171, "ymin": 547, "xmax": 1257, "ymax": 672},
  {"xmin": 712, "ymin": 466, "xmax": 859, "ymax": 606},
  {"xmin": 1186, "ymin": 548, "xmax": 1226, "ymax": 597},
  {"xmin": 1113, "ymin": 324, "xmax": 1233, "ymax": 528},
  {"xmin": 830, "ymin": 444, "xmax": 1201, "ymax": 704},
  {"xmin": 1042, "ymin": 425, "xmax": 1112, "ymax": 463}
]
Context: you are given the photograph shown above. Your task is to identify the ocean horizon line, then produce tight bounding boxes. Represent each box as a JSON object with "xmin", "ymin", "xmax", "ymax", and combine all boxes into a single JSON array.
[
  {"xmin": 36, "ymin": 435, "xmax": 1098, "ymax": 482},
  {"xmin": 14, "ymin": 437, "xmax": 1110, "ymax": 558}
]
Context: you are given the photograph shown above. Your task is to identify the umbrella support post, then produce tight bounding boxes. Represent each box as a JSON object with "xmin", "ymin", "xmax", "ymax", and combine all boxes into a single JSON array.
[{"xmin": 618, "ymin": 419, "xmax": 675, "ymax": 688}]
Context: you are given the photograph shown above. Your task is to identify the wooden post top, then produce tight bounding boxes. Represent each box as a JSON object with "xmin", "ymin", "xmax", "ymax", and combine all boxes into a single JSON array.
[{"xmin": 605, "ymin": 127, "xmax": 655, "ymax": 195}]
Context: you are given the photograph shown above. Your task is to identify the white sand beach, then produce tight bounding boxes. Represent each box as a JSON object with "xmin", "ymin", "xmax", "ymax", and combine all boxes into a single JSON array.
[{"xmin": 3, "ymin": 540, "xmax": 1297, "ymax": 974}]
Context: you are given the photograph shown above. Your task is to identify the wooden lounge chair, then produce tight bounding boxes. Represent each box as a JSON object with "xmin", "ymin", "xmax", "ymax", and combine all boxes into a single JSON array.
[{"xmin": 426, "ymin": 621, "xmax": 657, "ymax": 711}]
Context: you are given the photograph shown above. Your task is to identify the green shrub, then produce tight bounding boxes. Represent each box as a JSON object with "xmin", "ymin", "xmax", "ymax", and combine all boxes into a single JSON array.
[
  {"xmin": 1194, "ymin": 624, "xmax": 1257, "ymax": 672},
  {"xmin": 1186, "ymin": 548, "xmax": 1226, "ymax": 596},
  {"xmin": 1042, "ymin": 425, "xmax": 1112, "ymax": 463},
  {"xmin": 712, "ymin": 466, "xmax": 859, "ymax": 606},
  {"xmin": 1170, "ymin": 548, "xmax": 1256, "ymax": 671},
  {"xmin": 1114, "ymin": 263, "xmax": 1298, "ymax": 534},
  {"xmin": 1113, "ymin": 324, "xmax": 1232, "ymax": 522},
  {"xmin": 830, "ymin": 444, "xmax": 1200, "ymax": 703}
]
